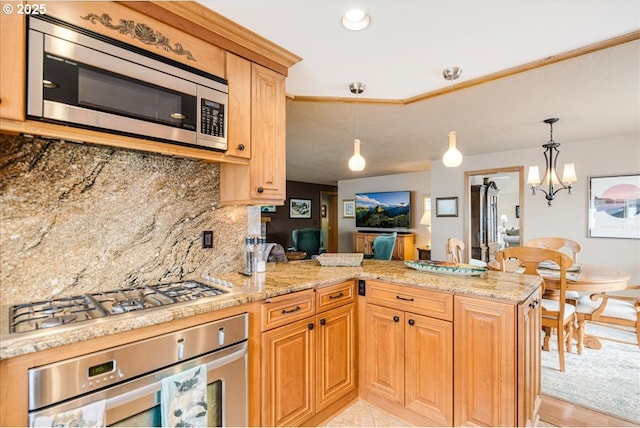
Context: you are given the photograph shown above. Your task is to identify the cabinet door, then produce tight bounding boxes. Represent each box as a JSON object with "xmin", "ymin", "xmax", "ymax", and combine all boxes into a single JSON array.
[
  {"xmin": 362, "ymin": 304, "xmax": 404, "ymax": 406},
  {"xmin": 250, "ymin": 63, "xmax": 286, "ymax": 201},
  {"xmin": 0, "ymin": 12, "xmax": 25, "ymax": 121},
  {"xmin": 454, "ymin": 296, "xmax": 516, "ymax": 427},
  {"xmin": 518, "ymin": 290, "xmax": 542, "ymax": 427},
  {"xmin": 405, "ymin": 312, "xmax": 453, "ymax": 426},
  {"xmin": 262, "ymin": 318, "xmax": 315, "ymax": 426},
  {"xmin": 225, "ymin": 53, "xmax": 251, "ymax": 159},
  {"xmin": 353, "ymin": 234, "xmax": 373, "ymax": 255},
  {"xmin": 316, "ymin": 304, "xmax": 356, "ymax": 411}
]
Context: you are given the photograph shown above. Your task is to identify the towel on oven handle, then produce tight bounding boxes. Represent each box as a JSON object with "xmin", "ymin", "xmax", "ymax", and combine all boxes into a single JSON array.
[
  {"xmin": 161, "ymin": 364, "xmax": 208, "ymax": 427},
  {"xmin": 32, "ymin": 399, "xmax": 106, "ymax": 427}
]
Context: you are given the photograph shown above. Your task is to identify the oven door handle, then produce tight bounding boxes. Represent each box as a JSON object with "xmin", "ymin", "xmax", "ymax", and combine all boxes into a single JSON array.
[{"xmin": 105, "ymin": 341, "xmax": 247, "ymax": 410}]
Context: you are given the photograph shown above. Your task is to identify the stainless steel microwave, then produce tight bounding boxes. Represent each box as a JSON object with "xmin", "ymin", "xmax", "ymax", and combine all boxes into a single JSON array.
[{"xmin": 27, "ymin": 16, "xmax": 228, "ymax": 151}]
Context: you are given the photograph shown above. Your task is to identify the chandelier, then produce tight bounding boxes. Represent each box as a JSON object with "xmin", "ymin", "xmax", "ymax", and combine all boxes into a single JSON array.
[{"xmin": 526, "ymin": 118, "xmax": 577, "ymax": 206}]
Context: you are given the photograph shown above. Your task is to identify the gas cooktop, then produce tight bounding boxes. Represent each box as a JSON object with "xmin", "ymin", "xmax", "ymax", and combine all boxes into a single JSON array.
[{"xmin": 9, "ymin": 280, "xmax": 231, "ymax": 334}]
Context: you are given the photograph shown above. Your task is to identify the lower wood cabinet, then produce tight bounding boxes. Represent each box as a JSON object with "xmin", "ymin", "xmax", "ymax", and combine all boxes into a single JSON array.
[
  {"xmin": 453, "ymin": 290, "xmax": 542, "ymax": 427},
  {"xmin": 360, "ymin": 281, "xmax": 453, "ymax": 426},
  {"xmin": 261, "ymin": 281, "xmax": 356, "ymax": 426},
  {"xmin": 360, "ymin": 279, "xmax": 541, "ymax": 427}
]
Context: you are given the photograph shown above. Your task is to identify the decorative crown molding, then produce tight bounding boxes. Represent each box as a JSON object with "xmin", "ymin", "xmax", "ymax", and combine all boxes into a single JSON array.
[{"xmin": 81, "ymin": 12, "xmax": 196, "ymax": 61}]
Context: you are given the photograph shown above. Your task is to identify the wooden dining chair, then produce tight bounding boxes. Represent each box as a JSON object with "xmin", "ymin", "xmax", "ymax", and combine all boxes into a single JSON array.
[
  {"xmin": 496, "ymin": 247, "xmax": 576, "ymax": 372},
  {"xmin": 525, "ymin": 237, "xmax": 582, "ymax": 304},
  {"xmin": 446, "ymin": 237, "xmax": 464, "ymax": 263},
  {"xmin": 525, "ymin": 237, "xmax": 582, "ymax": 263},
  {"xmin": 576, "ymin": 285, "xmax": 640, "ymax": 352}
]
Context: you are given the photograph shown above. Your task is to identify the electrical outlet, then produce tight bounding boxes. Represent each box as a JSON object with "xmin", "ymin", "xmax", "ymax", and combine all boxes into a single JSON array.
[{"xmin": 202, "ymin": 231, "xmax": 213, "ymax": 249}]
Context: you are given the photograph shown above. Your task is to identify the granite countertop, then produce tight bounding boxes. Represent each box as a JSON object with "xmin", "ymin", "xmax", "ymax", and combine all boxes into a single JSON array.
[{"xmin": 0, "ymin": 259, "xmax": 541, "ymax": 360}]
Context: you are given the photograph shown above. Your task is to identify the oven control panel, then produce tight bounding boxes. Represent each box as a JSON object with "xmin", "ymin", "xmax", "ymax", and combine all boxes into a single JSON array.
[{"xmin": 28, "ymin": 313, "xmax": 248, "ymax": 410}]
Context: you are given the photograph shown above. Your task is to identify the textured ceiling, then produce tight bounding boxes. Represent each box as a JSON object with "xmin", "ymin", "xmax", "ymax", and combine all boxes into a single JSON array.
[{"xmin": 198, "ymin": 1, "xmax": 640, "ymax": 185}]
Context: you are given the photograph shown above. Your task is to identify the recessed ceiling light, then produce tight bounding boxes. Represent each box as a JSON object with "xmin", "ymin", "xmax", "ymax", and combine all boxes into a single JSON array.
[{"xmin": 341, "ymin": 9, "xmax": 371, "ymax": 31}]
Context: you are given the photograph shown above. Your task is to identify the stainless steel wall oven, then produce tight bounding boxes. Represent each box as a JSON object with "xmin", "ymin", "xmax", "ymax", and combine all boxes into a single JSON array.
[{"xmin": 28, "ymin": 313, "xmax": 248, "ymax": 427}]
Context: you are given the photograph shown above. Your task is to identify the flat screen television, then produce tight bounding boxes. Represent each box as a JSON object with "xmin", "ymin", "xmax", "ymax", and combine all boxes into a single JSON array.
[{"xmin": 355, "ymin": 191, "xmax": 411, "ymax": 229}]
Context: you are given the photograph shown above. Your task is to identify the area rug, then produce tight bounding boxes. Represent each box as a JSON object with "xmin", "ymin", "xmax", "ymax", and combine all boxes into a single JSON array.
[{"xmin": 541, "ymin": 322, "xmax": 640, "ymax": 424}]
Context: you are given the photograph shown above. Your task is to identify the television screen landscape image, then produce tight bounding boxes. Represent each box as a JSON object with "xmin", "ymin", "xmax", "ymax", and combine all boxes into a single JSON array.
[{"xmin": 355, "ymin": 191, "xmax": 411, "ymax": 229}]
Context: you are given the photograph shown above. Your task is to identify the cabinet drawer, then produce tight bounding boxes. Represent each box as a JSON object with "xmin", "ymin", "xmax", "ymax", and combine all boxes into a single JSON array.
[
  {"xmin": 366, "ymin": 280, "xmax": 453, "ymax": 321},
  {"xmin": 261, "ymin": 289, "xmax": 315, "ymax": 331},
  {"xmin": 316, "ymin": 280, "xmax": 355, "ymax": 313}
]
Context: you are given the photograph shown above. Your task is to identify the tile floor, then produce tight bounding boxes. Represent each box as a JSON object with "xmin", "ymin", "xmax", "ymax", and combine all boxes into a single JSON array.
[
  {"xmin": 324, "ymin": 399, "xmax": 413, "ymax": 427},
  {"xmin": 324, "ymin": 399, "xmax": 556, "ymax": 427}
]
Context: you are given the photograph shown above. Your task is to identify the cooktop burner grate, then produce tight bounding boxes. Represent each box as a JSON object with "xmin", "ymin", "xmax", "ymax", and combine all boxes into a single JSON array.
[{"xmin": 9, "ymin": 280, "xmax": 230, "ymax": 334}]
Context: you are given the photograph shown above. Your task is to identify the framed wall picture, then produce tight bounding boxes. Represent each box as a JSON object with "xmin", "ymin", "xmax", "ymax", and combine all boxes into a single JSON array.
[
  {"xmin": 436, "ymin": 197, "xmax": 458, "ymax": 217},
  {"xmin": 588, "ymin": 174, "xmax": 640, "ymax": 239},
  {"xmin": 289, "ymin": 198, "xmax": 312, "ymax": 219},
  {"xmin": 343, "ymin": 199, "xmax": 355, "ymax": 218}
]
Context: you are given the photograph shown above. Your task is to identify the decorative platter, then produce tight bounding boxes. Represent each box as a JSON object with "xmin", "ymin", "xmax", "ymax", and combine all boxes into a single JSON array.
[{"xmin": 404, "ymin": 260, "xmax": 488, "ymax": 276}]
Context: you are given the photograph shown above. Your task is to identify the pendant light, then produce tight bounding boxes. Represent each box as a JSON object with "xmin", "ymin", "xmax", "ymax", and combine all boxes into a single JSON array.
[
  {"xmin": 348, "ymin": 82, "xmax": 366, "ymax": 171},
  {"xmin": 527, "ymin": 118, "xmax": 577, "ymax": 206},
  {"xmin": 442, "ymin": 67, "xmax": 463, "ymax": 167}
]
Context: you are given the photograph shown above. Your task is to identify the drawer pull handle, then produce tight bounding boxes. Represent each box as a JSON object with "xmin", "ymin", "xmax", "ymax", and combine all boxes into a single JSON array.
[
  {"xmin": 529, "ymin": 299, "xmax": 539, "ymax": 309},
  {"xmin": 408, "ymin": 319, "xmax": 415, "ymax": 326},
  {"xmin": 393, "ymin": 315, "xmax": 400, "ymax": 323},
  {"xmin": 320, "ymin": 318, "xmax": 326, "ymax": 326},
  {"xmin": 396, "ymin": 295, "xmax": 415, "ymax": 302},
  {"xmin": 329, "ymin": 292, "xmax": 345, "ymax": 300},
  {"xmin": 282, "ymin": 306, "xmax": 301, "ymax": 314},
  {"xmin": 237, "ymin": 143, "xmax": 245, "ymax": 151},
  {"xmin": 308, "ymin": 323, "xmax": 315, "ymax": 330}
]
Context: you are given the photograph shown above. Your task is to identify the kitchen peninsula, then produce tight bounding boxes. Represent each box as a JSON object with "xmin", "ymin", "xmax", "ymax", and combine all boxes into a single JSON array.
[{"xmin": 1, "ymin": 260, "xmax": 543, "ymax": 427}]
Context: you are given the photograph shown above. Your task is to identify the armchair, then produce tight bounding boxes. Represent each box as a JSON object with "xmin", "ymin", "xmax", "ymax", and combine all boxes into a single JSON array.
[
  {"xmin": 288, "ymin": 228, "xmax": 324, "ymax": 258},
  {"xmin": 371, "ymin": 232, "xmax": 397, "ymax": 260}
]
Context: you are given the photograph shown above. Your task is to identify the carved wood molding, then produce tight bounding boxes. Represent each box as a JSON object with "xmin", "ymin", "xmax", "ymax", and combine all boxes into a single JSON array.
[{"xmin": 81, "ymin": 12, "xmax": 196, "ymax": 61}]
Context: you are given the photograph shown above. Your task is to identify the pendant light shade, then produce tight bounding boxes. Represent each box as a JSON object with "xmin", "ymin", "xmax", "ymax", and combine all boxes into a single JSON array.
[
  {"xmin": 442, "ymin": 67, "xmax": 463, "ymax": 168},
  {"xmin": 349, "ymin": 138, "xmax": 366, "ymax": 171},
  {"xmin": 348, "ymin": 82, "xmax": 366, "ymax": 172},
  {"xmin": 442, "ymin": 131, "xmax": 463, "ymax": 167}
]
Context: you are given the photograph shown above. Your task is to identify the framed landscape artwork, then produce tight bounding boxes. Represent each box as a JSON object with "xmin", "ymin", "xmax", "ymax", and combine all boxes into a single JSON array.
[{"xmin": 588, "ymin": 174, "xmax": 639, "ymax": 239}]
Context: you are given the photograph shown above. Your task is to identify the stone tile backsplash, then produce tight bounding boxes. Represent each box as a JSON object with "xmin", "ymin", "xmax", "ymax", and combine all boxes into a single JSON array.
[{"xmin": 0, "ymin": 135, "xmax": 247, "ymax": 304}]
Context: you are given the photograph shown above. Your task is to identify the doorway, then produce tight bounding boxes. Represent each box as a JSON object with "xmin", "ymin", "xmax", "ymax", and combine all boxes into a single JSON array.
[
  {"xmin": 321, "ymin": 191, "xmax": 338, "ymax": 252},
  {"xmin": 464, "ymin": 166, "xmax": 524, "ymax": 263}
]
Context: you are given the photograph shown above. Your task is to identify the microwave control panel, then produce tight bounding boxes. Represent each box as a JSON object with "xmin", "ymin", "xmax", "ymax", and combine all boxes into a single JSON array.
[{"xmin": 200, "ymin": 98, "xmax": 225, "ymax": 138}]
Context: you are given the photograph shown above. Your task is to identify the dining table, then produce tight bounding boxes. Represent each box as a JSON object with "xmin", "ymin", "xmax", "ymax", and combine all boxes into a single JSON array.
[{"xmin": 488, "ymin": 260, "xmax": 631, "ymax": 352}]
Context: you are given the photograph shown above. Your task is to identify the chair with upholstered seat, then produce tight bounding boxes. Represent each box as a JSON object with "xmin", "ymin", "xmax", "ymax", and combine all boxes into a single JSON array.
[
  {"xmin": 496, "ymin": 247, "xmax": 576, "ymax": 372},
  {"xmin": 446, "ymin": 237, "xmax": 465, "ymax": 263},
  {"xmin": 371, "ymin": 232, "xmax": 397, "ymax": 260},
  {"xmin": 576, "ymin": 285, "xmax": 640, "ymax": 352},
  {"xmin": 525, "ymin": 237, "xmax": 582, "ymax": 304},
  {"xmin": 289, "ymin": 228, "xmax": 324, "ymax": 259}
]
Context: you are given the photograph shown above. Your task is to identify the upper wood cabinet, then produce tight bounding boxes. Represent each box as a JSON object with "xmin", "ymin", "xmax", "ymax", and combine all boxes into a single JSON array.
[
  {"xmin": 0, "ymin": 10, "xmax": 25, "ymax": 121},
  {"xmin": 220, "ymin": 63, "xmax": 287, "ymax": 205},
  {"xmin": 225, "ymin": 53, "xmax": 252, "ymax": 159},
  {"xmin": 0, "ymin": 1, "xmax": 297, "ymax": 205}
]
